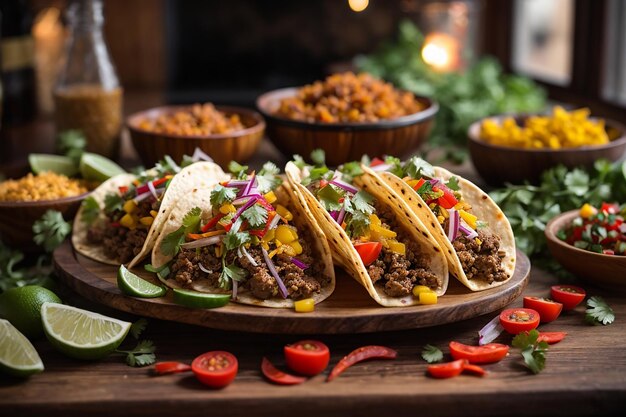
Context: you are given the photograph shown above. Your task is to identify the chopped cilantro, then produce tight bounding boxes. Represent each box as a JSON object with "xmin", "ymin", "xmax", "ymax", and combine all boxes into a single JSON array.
[
  {"xmin": 210, "ymin": 185, "xmax": 238, "ymax": 207},
  {"xmin": 129, "ymin": 318, "xmax": 148, "ymax": 339},
  {"xmin": 350, "ymin": 190, "xmax": 375, "ymax": 215},
  {"xmin": 104, "ymin": 193, "xmax": 123, "ymax": 214},
  {"xmin": 242, "ymin": 204, "xmax": 268, "ymax": 228},
  {"xmin": 56, "ymin": 129, "xmax": 86, "ymax": 162},
  {"xmin": 446, "ymin": 176, "xmax": 460, "ymax": 191},
  {"xmin": 585, "ymin": 296, "xmax": 615, "ymax": 325},
  {"xmin": 301, "ymin": 166, "xmax": 332, "ymax": 186},
  {"xmin": 310, "ymin": 149, "xmax": 326, "ymax": 166},
  {"xmin": 317, "ymin": 184, "xmax": 343, "ymax": 212},
  {"xmin": 223, "ymin": 230, "xmax": 251, "ymax": 251},
  {"xmin": 256, "ymin": 162, "xmax": 282, "ymax": 194},
  {"xmin": 383, "ymin": 156, "xmax": 404, "ymax": 177},
  {"xmin": 344, "ymin": 210, "xmax": 371, "ymax": 238},
  {"xmin": 512, "ymin": 329, "xmax": 548, "ymax": 374},
  {"xmin": 160, "ymin": 207, "xmax": 202, "ymax": 257},
  {"xmin": 182, "ymin": 207, "xmax": 202, "ymax": 230},
  {"xmin": 218, "ymin": 261, "xmax": 248, "ymax": 290},
  {"xmin": 339, "ymin": 161, "xmax": 363, "ymax": 183},
  {"xmin": 80, "ymin": 196, "xmax": 100, "ymax": 224},
  {"xmin": 404, "ymin": 157, "xmax": 435, "ymax": 179},
  {"xmin": 292, "ymin": 154, "xmax": 307, "ymax": 169},
  {"xmin": 228, "ymin": 161, "xmax": 249, "ymax": 179},
  {"xmin": 115, "ymin": 339, "xmax": 156, "ymax": 367},
  {"xmin": 32, "ymin": 210, "xmax": 72, "ymax": 253},
  {"xmin": 415, "ymin": 181, "xmax": 443, "ymax": 202},
  {"xmin": 421, "ymin": 344, "xmax": 443, "ymax": 363}
]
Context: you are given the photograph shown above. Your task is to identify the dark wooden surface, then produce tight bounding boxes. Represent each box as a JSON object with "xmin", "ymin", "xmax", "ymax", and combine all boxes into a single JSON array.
[{"xmin": 53, "ymin": 243, "xmax": 530, "ymax": 334}]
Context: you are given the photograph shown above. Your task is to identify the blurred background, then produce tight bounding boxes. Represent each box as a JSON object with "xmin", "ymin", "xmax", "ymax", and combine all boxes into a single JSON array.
[{"xmin": 1, "ymin": 0, "xmax": 625, "ymax": 169}]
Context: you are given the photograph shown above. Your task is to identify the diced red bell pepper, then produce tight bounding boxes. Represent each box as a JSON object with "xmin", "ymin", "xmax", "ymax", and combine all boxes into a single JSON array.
[
  {"xmin": 437, "ymin": 186, "xmax": 458, "ymax": 209},
  {"xmin": 201, "ymin": 213, "xmax": 225, "ymax": 233},
  {"xmin": 249, "ymin": 211, "xmax": 276, "ymax": 237},
  {"xmin": 413, "ymin": 178, "xmax": 426, "ymax": 191}
]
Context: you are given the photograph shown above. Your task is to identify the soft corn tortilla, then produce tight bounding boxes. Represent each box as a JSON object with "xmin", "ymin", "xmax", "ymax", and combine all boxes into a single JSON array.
[
  {"xmin": 72, "ymin": 162, "xmax": 228, "ymax": 267},
  {"xmin": 378, "ymin": 166, "xmax": 516, "ymax": 291},
  {"xmin": 151, "ymin": 181, "xmax": 336, "ymax": 308},
  {"xmin": 285, "ymin": 162, "xmax": 448, "ymax": 307}
]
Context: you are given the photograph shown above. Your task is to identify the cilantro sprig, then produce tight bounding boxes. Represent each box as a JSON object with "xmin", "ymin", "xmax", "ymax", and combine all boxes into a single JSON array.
[
  {"xmin": 80, "ymin": 196, "xmax": 100, "ymax": 224},
  {"xmin": 210, "ymin": 185, "xmax": 238, "ymax": 207},
  {"xmin": 512, "ymin": 329, "xmax": 549, "ymax": 374},
  {"xmin": 114, "ymin": 319, "xmax": 156, "ymax": 367},
  {"xmin": 421, "ymin": 344, "xmax": 443, "ymax": 363},
  {"xmin": 32, "ymin": 210, "xmax": 72, "ymax": 252},
  {"xmin": 585, "ymin": 296, "xmax": 615, "ymax": 325},
  {"xmin": 161, "ymin": 207, "xmax": 202, "ymax": 257}
]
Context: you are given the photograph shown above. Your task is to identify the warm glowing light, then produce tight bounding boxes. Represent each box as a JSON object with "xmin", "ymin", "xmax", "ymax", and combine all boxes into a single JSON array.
[
  {"xmin": 348, "ymin": 0, "xmax": 369, "ymax": 13},
  {"xmin": 421, "ymin": 32, "xmax": 459, "ymax": 72}
]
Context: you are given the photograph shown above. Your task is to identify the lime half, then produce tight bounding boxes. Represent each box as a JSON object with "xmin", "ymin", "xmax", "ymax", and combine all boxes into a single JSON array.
[
  {"xmin": 172, "ymin": 289, "xmax": 231, "ymax": 309},
  {"xmin": 117, "ymin": 265, "xmax": 166, "ymax": 298},
  {"xmin": 41, "ymin": 302, "xmax": 131, "ymax": 360},
  {"xmin": 0, "ymin": 319, "xmax": 44, "ymax": 377},
  {"xmin": 29, "ymin": 154, "xmax": 78, "ymax": 177},
  {"xmin": 79, "ymin": 152, "xmax": 126, "ymax": 182}
]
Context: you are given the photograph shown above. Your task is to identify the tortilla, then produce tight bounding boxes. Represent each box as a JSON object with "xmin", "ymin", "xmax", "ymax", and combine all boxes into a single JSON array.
[
  {"xmin": 151, "ymin": 181, "xmax": 335, "ymax": 309},
  {"xmin": 378, "ymin": 166, "xmax": 516, "ymax": 291},
  {"xmin": 72, "ymin": 161, "xmax": 227, "ymax": 267},
  {"xmin": 285, "ymin": 162, "xmax": 449, "ymax": 307}
]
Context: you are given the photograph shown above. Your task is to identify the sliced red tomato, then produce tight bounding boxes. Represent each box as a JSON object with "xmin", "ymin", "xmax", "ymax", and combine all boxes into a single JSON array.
[
  {"xmin": 354, "ymin": 242, "xmax": 383, "ymax": 266},
  {"xmin": 191, "ymin": 351, "xmax": 238, "ymax": 389},
  {"xmin": 369, "ymin": 157, "xmax": 385, "ymax": 167},
  {"xmin": 154, "ymin": 361, "xmax": 192, "ymax": 375},
  {"xmin": 261, "ymin": 357, "xmax": 307, "ymax": 385},
  {"xmin": 550, "ymin": 285, "xmax": 586, "ymax": 310},
  {"xmin": 284, "ymin": 340, "xmax": 330, "ymax": 376},
  {"xmin": 437, "ymin": 187, "xmax": 459, "ymax": 209},
  {"xmin": 449, "ymin": 341, "xmax": 509, "ymax": 364},
  {"xmin": 600, "ymin": 202, "xmax": 619, "ymax": 214},
  {"xmin": 499, "ymin": 308, "xmax": 540, "ymax": 334},
  {"xmin": 523, "ymin": 296, "xmax": 563, "ymax": 323},
  {"xmin": 537, "ymin": 331, "xmax": 567, "ymax": 344},
  {"xmin": 412, "ymin": 178, "xmax": 426, "ymax": 191},
  {"xmin": 427, "ymin": 359, "xmax": 467, "ymax": 379},
  {"xmin": 327, "ymin": 345, "xmax": 397, "ymax": 382},
  {"xmin": 319, "ymin": 179, "xmax": 329, "ymax": 189},
  {"xmin": 462, "ymin": 363, "xmax": 487, "ymax": 376}
]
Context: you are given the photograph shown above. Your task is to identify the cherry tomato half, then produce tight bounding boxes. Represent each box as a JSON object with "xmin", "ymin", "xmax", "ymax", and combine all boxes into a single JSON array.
[
  {"xmin": 537, "ymin": 331, "xmax": 567, "ymax": 344},
  {"xmin": 427, "ymin": 359, "xmax": 467, "ymax": 379},
  {"xmin": 191, "ymin": 351, "xmax": 238, "ymax": 389},
  {"xmin": 499, "ymin": 308, "xmax": 540, "ymax": 334},
  {"xmin": 284, "ymin": 340, "xmax": 330, "ymax": 376},
  {"xmin": 550, "ymin": 285, "xmax": 586, "ymax": 310},
  {"xmin": 261, "ymin": 357, "xmax": 307, "ymax": 385},
  {"xmin": 153, "ymin": 361, "xmax": 192, "ymax": 375},
  {"xmin": 449, "ymin": 341, "xmax": 509, "ymax": 364},
  {"xmin": 354, "ymin": 242, "xmax": 383, "ymax": 266},
  {"xmin": 523, "ymin": 296, "xmax": 563, "ymax": 323}
]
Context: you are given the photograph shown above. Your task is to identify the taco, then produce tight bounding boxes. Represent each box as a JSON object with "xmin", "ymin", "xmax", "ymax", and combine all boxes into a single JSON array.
[
  {"xmin": 371, "ymin": 156, "xmax": 516, "ymax": 291},
  {"xmin": 285, "ymin": 158, "xmax": 448, "ymax": 307},
  {"xmin": 150, "ymin": 162, "xmax": 335, "ymax": 308},
  {"xmin": 72, "ymin": 159, "xmax": 227, "ymax": 267}
]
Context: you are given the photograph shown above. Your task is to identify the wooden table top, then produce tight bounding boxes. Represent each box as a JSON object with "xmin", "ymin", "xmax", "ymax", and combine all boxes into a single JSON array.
[{"xmin": 2, "ymin": 91, "xmax": 625, "ymax": 417}]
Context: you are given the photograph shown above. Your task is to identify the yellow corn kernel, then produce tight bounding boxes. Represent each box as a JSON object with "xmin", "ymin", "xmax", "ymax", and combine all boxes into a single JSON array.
[
  {"xmin": 139, "ymin": 216, "xmax": 154, "ymax": 226},
  {"xmin": 264, "ymin": 191, "xmax": 277, "ymax": 204},
  {"xmin": 150, "ymin": 210, "xmax": 158, "ymax": 217},
  {"xmin": 579, "ymin": 203, "xmax": 597, "ymax": 219},
  {"xmin": 419, "ymin": 291, "xmax": 438, "ymax": 305},
  {"xmin": 459, "ymin": 210, "xmax": 478, "ymax": 230},
  {"xmin": 262, "ymin": 242, "xmax": 269, "ymax": 251},
  {"xmin": 412, "ymin": 285, "xmax": 433, "ymax": 297},
  {"xmin": 275, "ymin": 204, "xmax": 293, "ymax": 221},
  {"xmin": 387, "ymin": 240, "xmax": 405, "ymax": 256},
  {"xmin": 120, "ymin": 213, "xmax": 136, "ymax": 229},
  {"xmin": 294, "ymin": 298, "xmax": 315, "ymax": 313},
  {"xmin": 263, "ymin": 228, "xmax": 276, "ymax": 243},
  {"xmin": 123, "ymin": 199, "xmax": 137, "ymax": 214},
  {"xmin": 281, "ymin": 244, "xmax": 296, "ymax": 256},
  {"xmin": 437, "ymin": 215, "xmax": 445, "ymax": 224},
  {"xmin": 219, "ymin": 203, "xmax": 236, "ymax": 214},
  {"xmin": 288, "ymin": 240, "xmax": 303, "ymax": 255},
  {"xmin": 440, "ymin": 208, "xmax": 449, "ymax": 219},
  {"xmin": 475, "ymin": 238, "xmax": 482, "ymax": 246},
  {"xmin": 275, "ymin": 224, "xmax": 298, "ymax": 244}
]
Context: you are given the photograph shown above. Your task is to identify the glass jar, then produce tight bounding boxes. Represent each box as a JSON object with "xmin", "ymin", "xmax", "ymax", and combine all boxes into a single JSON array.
[{"xmin": 54, "ymin": 0, "xmax": 122, "ymax": 158}]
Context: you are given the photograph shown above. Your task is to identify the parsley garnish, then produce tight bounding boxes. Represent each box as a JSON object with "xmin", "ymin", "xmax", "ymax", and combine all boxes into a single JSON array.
[
  {"xmin": 228, "ymin": 161, "xmax": 249, "ymax": 179},
  {"xmin": 301, "ymin": 166, "xmax": 332, "ymax": 187},
  {"xmin": 384, "ymin": 156, "xmax": 404, "ymax": 177},
  {"xmin": 344, "ymin": 210, "xmax": 371, "ymax": 238},
  {"xmin": 160, "ymin": 207, "xmax": 202, "ymax": 257},
  {"xmin": 104, "ymin": 193, "xmax": 123, "ymax": 214},
  {"xmin": 80, "ymin": 196, "xmax": 100, "ymax": 224},
  {"xmin": 512, "ymin": 329, "xmax": 548, "ymax": 374},
  {"xmin": 421, "ymin": 344, "xmax": 443, "ymax": 363},
  {"xmin": 32, "ymin": 210, "xmax": 72, "ymax": 252},
  {"xmin": 292, "ymin": 154, "xmax": 307, "ymax": 169},
  {"xmin": 311, "ymin": 149, "xmax": 326, "ymax": 166},
  {"xmin": 218, "ymin": 261, "xmax": 248, "ymax": 290},
  {"xmin": 242, "ymin": 204, "xmax": 268, "ymax": 228},
  {"xmin": 585, "ymin": 296, "xmax": 615, "ymax": 325},
  {"xmin": 210, "ymin": 185, "xmax": 238, "ymax": 207},
  {"xmin": 129, "ymin": 318, "xmax": 148, "ymax": 339}
]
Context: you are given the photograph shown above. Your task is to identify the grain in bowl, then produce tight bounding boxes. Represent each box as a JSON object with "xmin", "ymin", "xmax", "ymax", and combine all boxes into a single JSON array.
[{"xmin": 0, "ymin": 172, "xmax": 91, "ymax": 202}]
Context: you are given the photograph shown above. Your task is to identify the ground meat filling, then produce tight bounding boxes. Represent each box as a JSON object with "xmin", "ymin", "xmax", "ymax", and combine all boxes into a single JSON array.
[
  {"xmin": 167, "ymin": 227, "xmax": 328, "ymax": 301},
  {"xmin": 366, "ymin": 203, "xmax": 439, "ymax": 297},
  {"xmin": 452, "ymin": 229, "xmax": 508, "ymax": 284},
  {"xmin": 86, "ymin": 199, "xmax": 156, "ymax": 264}
]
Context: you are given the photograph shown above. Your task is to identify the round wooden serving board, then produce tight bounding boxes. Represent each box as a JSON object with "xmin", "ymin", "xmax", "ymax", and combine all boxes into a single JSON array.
[{"xmin": 53, "ymin": 241, "xmax": 530, "ymax": 334}]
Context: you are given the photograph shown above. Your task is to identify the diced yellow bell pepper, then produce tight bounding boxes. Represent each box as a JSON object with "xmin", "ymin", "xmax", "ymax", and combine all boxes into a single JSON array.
[
  {"xmin": 264, "ymin": 191, "xmax": 277, "ymax": 204},
  {"xmin": 405, "ymin": 179, "xmax": 419, "ymax": 188},
  {"xmin": 288, "ymin": 240, "xmax": 303, "ymax": 255},
  {"xmin": 579, "ymin": 203, "xmax": 597, "ymax": 219},
  {"xmin": 120, "ymin": 213, "xmax": 136, "ymax": 229},
  {"xmin": 123, "ymin": 200, "xmax": 137, "ymax": 214},
  {"xmin": 275, "ymin": 204, "xmax": 293, "ymax": 221},
  {"xmin": 387, "ymin": 240, "xmax": 405, "ymax": 256},
  {"xmin": 268, "ymin": 248, "xmax": 279, "ymax": 259},
  {"xmin": 139, "ymin": 216, "xmax": 154, "ymax": 226},
  {"xmin": 219, "ymin": 203, "xmax": 236, "ymax": 214},
  {"xmin": 412, "ymin": 285, "xmax": 433, "ymax": 297},
  {"xmin": 263, "ymin": 228, "xmax": 276, "ymax": 243},
  {"xmin": 370, "ymin": 214, "xmax": 382, "ymax": 226},
  {"xmin": 459, "ymin": 210, "xmax": 478, "ymax": 230},
  {"xmin": 437, "ymin": 215, "xmax": 445, "ymax": 224},
  {"xmin": 150, "ymin": 210, "xmax": 158, "ymax": 217},
  {"xmin": 475, "ymin": 238, "xmax": 482, "ymax": 245},
  {"xmin": 419, "ymin": 291, "xmax": 438, "ymax": 305},
  {"xmin": 281, "ymin": 244, "xmax": 296, "ymax": 256},
  {"xmin": 370, "ymin": 223, "xmax": 396, "ymax": 239},
  {"xmin": 275, "ymin": 224, "xmax": 298, "ymax": 244},
  {"xmin": 294, "ymin": 298, "xmax": 315, "ymax": 313}
]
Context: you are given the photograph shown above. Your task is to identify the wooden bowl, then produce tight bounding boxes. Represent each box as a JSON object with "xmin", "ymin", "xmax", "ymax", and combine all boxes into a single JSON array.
[
  {"xmin": 468, "ymin": 116, "xmax": 626, "ymax": 186},
  {"xmin": 256, "ymin": 87, "xmax": 438, "ymax": 166},
  {"xmin": 127, "ymin": 105, "xmax": 265, "ymax": 169},
  {"xmin": 0, "ymin": 192, "xmax": 89, "ymax": 252},
  {"xmin": 545, "ymin": 209, "xmax": 626, "ymax": 291}
]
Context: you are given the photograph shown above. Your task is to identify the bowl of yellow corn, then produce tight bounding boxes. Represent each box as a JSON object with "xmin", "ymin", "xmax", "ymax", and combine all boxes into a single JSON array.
[{"xmin": 468, "ymin": 106, "xmax": 626, "ymax": 186}]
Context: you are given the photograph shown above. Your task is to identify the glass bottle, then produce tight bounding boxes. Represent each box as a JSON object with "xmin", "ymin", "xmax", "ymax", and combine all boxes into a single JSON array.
[{"xmin": 54, "ymin": 0, "xmax": 122, "ymax": 158}]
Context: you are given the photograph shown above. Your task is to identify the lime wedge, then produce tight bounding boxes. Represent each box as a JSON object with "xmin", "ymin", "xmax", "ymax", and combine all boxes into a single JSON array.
[
  {"xmin": 172, "ymin": 289, "xmax": 231, "ymax": 309},
  {"xmin": 29, "ymin": 154, "xmax": 78, "ymax": 177},
  {"xmin": 41, "ymin": 302, "xmax": 131, "ymax": 360},
  {"xmin": 117, "ymin": 265, "xmax": 166, "ymax": 298},
  {"xmin": 0, "ymin": 319, "xmax": 44, "ymax": 377},
  {"xmin": 79, "ymin": 152, "xmax": 126, "ymax": 182}
]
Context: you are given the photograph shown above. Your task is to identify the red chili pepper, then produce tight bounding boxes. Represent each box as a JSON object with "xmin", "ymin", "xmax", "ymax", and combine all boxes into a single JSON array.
[
  {"xmin": 256, "ymin": 198, "xmax": 275, "ymax": 212},
  {"xmin": 326, "ymin": 345, "xmax": 397, "ymax": 382},
  {"xmin": 151, "ymin": 177, "xmax": 169, "ymax": 188},
  {"xmin": 201, "ymin": 213, "xmax": 225, "ymax": 233},
  {"xmin": 261, "ymin": 357, "xmax": 307, "ymax": 385},
  {"xmin": 153, "ymin": 361, "xmax": 192, "ymax": 375},
  {"xmin": 601, "ymin": 202, "xmax": 619, "ymax": 214}
]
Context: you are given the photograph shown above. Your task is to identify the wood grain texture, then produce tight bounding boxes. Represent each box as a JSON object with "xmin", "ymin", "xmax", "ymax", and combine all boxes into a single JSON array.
[{"xmin": 52, "ymin": 241, "xmax": 530, "ymax": 334}]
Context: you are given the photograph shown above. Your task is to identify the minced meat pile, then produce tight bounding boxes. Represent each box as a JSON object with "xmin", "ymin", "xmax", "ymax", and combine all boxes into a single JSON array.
[
  {"xmin": 365, "ymin": 203, "xmax": 439, "ymax": 297},
  {"xmin": 452, "ymin": 230, "xmax": 507, "ymax": 284}
]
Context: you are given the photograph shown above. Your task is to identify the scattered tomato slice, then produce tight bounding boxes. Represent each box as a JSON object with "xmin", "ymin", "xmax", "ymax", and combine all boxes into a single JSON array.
[
  {"xmin": 369, "ymin": 157, "xmax": 385, "ymax": 167},
  {"xmin": 449, "ymin": 341, "xmax": 509, "ymax": 364},
  {"xmin": 261, "ymin": 357, "xmax": 307, "ymax": 385},
  {"xmin": 550, "ymin": 285, "xmax": 586, "ymax": 310},
  {"xmin": 154, "ymin": 361, "xmax": 192, "ymax": 375},
  {"xmin": 523, "ymin": 296, "xmax": 563, "ymax": 323},
  {"xmin": 284, "ymin": 340, "xmax": 330, "ymax": 376},
  {"xmin": 327, "ymin": 345, "xmax": 397, "ymax": 382},
  {"xmin": 537, "ymin": 331, "xmax": 567, "ymax": 344},
  {"xmin": 191, "ymin": 351, "xmax": 238, "ymax": 389},
  {"xmin": 462, "ymin": 363, "xmax": 487, "ymax": 376},
  {"xmin": 354, "ymin": 242, "xmax": 383, "ymax": 266},
  {"xmin": 499, "ymin": 308, "xmax": 540, "ymax": 334},
  {"xmin": 427, "ymin": 359, "xmax": 467, "ymax": 378}
]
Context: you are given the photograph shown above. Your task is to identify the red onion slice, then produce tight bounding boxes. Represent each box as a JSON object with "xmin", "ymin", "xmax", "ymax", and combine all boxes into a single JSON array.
[
  {"xmin": 459, "ymin": 220, "xmax": 478, "ymax": 240},
  {"xmin": 180, "ymin": 235, "xmax": 224, "ymax": 249},
  {"xmin": 233, "ymin": 193, "xmax": 263, "ymax": 206},
  {"xmin": 336, "ymin": 206, "xmax": 347, "ymax": 225},
  {"xmin": 133, "ymin": 191, "xmax": 152, "ymax": 204},
  {"xmin": 232, "ymin": 195, "xmax": 259, "ymax": 223},
  {"xmin": 191, "ymin": 147, "xmax": 214, "ymax": 162},
  {"xmin": 290, "ymin": 257, "xmax": 309, "ymax": 270},
  {"xmin": 242, "ymin": 173, "xmax": 256, "ymax": 196},
  {"xmin": 478, "ymin": 314, "xmax": 504, "ymax": 345},
  {"xmin": 261, "ymin": 247, "xmax": 288, "ymax": 299},
  {"xmin": 447, "ymin": 209, "xmax": 460, "ymax": 242},
  {"xmin": 329, "ymin": 179, "xmax": 358, "ymax": 194},
  {"xmin": 198, "ymin": 262, "xmax": 213, "ymax": 274}
]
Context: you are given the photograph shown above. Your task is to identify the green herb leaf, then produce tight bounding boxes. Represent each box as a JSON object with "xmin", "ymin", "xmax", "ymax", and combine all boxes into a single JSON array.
[
  {"xmin": 242, "ymin": 204, "xmax": 268, "ymax": 228},
  {"xmin": 421, "ymin": 344, "xmax": 443, "ymax": 363},
  {"xmin": 32, "ymin": 210, "xmax": 72, "ymax": 252},
  {"xmin": 512, "ymin": 329, "xmax": 548, "ymax": 374},
  {"xmin": 80, "ymin": 196, "xmax": 100, "ymax": 224},
  {"xmin": 344, "ymin": 210, "xmax": 371, "ymax": 238},
  {"xmin": 223, "ymin": 230, "xmax": 251, "ymax": 251},
  {"xmin": 228, "ymin": 161, "xmax": 249, "ymax": 179},
  {"xmin": 129, "ymin": 318, "xmax": 148, "ymax": 339},
  {"xmin": 585, "ymin": 296, "xmax": 615, "ymax": 325},
  {"xmin": 219, "ymin": 262, "xmax": 248, "ymax": 290},
  {"xmin": 256, "ymin": 162, "xmax": 282, "ymax": 194},
  {"xmin": 104, "ymin": 193, "xmax": 124, "ymax": 214},
  {"xmin": 350, "ymin": 191, "xmax": 375, "ymax": 215},
  {"xmin": 56, "ymin": 130, "xmax": 86, "ymax": 162},
  {"xmin": 404, "ymin": 157, "xmax": 435, "ymax": 179},
  {"xmin": 317, "ymin": 184, "xmax": 343, "ymax": 212},
  {"xmin": 116, "ymin": 339, "xmax": 156, "ymax": 367},
  {"xmin": 310, "ymin": 149, "xmax": 326, "ymax": 166},
  {"xmin": 210, "ymin": 185, "xmax": 238, "ymax": 207},
  {"xmin": 446, "ymin": 176, "xmax": 460, "ymax": 191},
  {"xmin": 182, "ymin": 207, "xmax": 202, "ymax": 231},
  {"xmin": 292, "ymin": 154, "xmax": 307, "ymax": 169},
  {"xmin": 160, "ymin": 227, "xmax": 186, "ymax": 257},
  {"xmin": 339, "ymin": 161, "xmax": 363, "ymax": 183}
]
